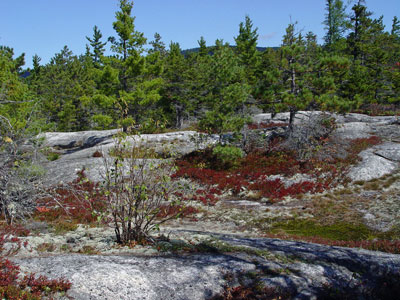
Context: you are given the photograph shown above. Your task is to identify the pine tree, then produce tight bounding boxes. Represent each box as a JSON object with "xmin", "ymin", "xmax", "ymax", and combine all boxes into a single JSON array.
[
  {"xmin": 86, "ymin": 25, "xmax": 107, "ymax": 66},
  {"xmin": 323, "ymin": 0, "xmax": 348, "ymax": 51},
  {"xmin": 33, "ymin": 46, "xmax": 96, "ymax": 131},
  {"xmin": 108, "ymin": 0, "xmax": 163, "ymax": 131},
  {"xmin": 163, "ymin": 42, "xmax": 192, "ymax": 128},
  {"xmin": 254, "ymin": 48, "xmax": 282, "ymax": 113},
  {"xmin": 149, "ymin": 32, "xmax": 166, "ymax": 56},
  {"xmin": 344, "ymin": 2, "xmax": 394, "ymax": 105},
  {"xmin": 347, "ymin": 0, "xmax": 373, "ymax": 62},
  {"xmin": 0, "ymin": 47, "xmax": 36, "ymax": 133},
  {"xmin": 278, "ymin": 22, "xmax": 313, "ymax": 127},
  {"xmin": 391, "ymin": 16, "xmax": 400, "ymax": 40},
  {"xmin": 199, "ymin": 42, "xmax": 250, "ymax": 136},
  {"xmin": 197, "ymin": 36, "xmax": 208, "ymax": 57},
  {"xmin": 32, "ymin": 54, "xmax": 41, "ymax": 75},
  {"xmin": 234, "ymin": 15, "xmax": 259, "ymax": 85}
]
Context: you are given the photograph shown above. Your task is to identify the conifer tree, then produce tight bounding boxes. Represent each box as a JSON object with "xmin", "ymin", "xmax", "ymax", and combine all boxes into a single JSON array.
[
  {"xmin": 149, "ymin": 32, "xmax": 166, "ymax": 56},
  {"xmin": 86, "ymin": 25, "xmax": 107, "ymax": 66},
  {"xmin": 199, "ymin": 41, "xmax": 250, "ymax": 136},
  {"xmin": 197, "ymin": 36, "xmax": 208, "ymax": 57},
  {"xmin": 0, "ymin": 48, "xmax": 36, "ymax": 133},
  {"xmin": 344, "ymin": 2, "xmax": 394, "ymax": 104},
  {"xmin": 254, "ymin": 48, "xmax": 282, "ymax": 113},
  {"xmin": 279, "ymin": 23, "xmax": 312, "ymax": 127},
  {"xmin": 147, "ymin": 33, "xmax": 166, "ymax": 79},
  {"xmin": 323, "ymin": 0, "xmax": 348, "ymax": 52},
  {"xmin": 391, "ymin": 16, "xmax": 400, "ymax": 40},
  {"xmin": 234, "ymin": 15, "xmax": 259, "ymax": 85},
  {"xmin": 32, "ymin": 55, "xmax": 41, "ymax": 75},
  {"xmin": 163, "ymin": 42, "xmax": 192, "ymax": 128},
  {"xmin": 109, "ymin": 0, "xmax": 163, "ymax": 131},
  {"xmin": 33, "ymin": 46, "xmax": 96, "ymax": 131}
]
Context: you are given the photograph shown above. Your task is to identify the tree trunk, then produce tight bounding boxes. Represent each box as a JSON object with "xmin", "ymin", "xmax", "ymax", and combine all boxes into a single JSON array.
[{"xmin": 289, "ymin": 109, "xmax": 296, "ymax": 130}]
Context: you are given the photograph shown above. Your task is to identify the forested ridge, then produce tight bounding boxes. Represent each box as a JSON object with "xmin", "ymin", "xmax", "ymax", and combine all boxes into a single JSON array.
[{"xmin": 1, "ymin": 0, "xmax": 399, "ymax": 135}]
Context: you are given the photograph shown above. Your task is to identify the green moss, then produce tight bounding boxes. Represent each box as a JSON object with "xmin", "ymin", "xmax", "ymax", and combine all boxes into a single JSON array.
[
  {"xmin": 353, "ymin": 180, "xmax": 365, "ymax": 186},
  {"xmin": 36, "ymin": 242, "xmax": 57, "ymax": 252},
  {"xmin": 382, "ymin": 175, "xmax": 400, "ymax": 188},
  {"xmin": 270, "ymin": 219, "xmax": 372, "ymax": 241},
  {"xmin": 77, "ymin": 245, "xmax": 99, "ymax": 255},
  {"xmin": 46, "ymin": 152, "xmax": 60, "ymax": 161},
  {"xmin": 363, "ymin": 181, "xmax": 381, "ymax": 190},
  {"xmin": 52, "ymin": 220, "xmax": 78, "ymax": 235}
]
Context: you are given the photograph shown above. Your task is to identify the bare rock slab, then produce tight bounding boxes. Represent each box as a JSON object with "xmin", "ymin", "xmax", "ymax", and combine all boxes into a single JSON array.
[
  {"xmin": 12, "ymin": 254, "xmax": 255, "ymax": 300},
  {"xmin": 348, "ymin": 142, "xmax": 400, "ymax": 181},
  {"xmin": 11, "ymin": 233, "xmax": 400, "ymax": 300}
]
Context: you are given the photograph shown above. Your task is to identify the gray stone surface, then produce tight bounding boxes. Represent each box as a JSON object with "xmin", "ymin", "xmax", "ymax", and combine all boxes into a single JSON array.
[
  {"xmin": 252, "ymin": 111, "xmax": 325, "ymax": 125},
  {"xmin": 348, "ymin": 148, "xmax": 398, "ymax": 181},
  {"xmin": 348, "ymin": 142, "xmax": 400, "ymax": 181},
  {"xmin": 375, "ymin": 142, "xmax": 400, "ymax": 162},
  {"xmin": 13, "ymin": 254, "xmax": 255, "ymax": 300},
  {"xmin": 12, "ymin": 232, "xmax": 400, "ymax": 300},
  {"xmin": 40, "ymin": 131, "xmax": 218, "ymax": 185},
  {"xmin": 39, "ymin": 129, "xmax": 120, "ymax": 150},
  {"xmin": 252, "ymin": 111, "xmax": 399, "ymax": 126},
  {"xmin": 335, "ymin": 122, "xmax": 372, "ymax": 139}
]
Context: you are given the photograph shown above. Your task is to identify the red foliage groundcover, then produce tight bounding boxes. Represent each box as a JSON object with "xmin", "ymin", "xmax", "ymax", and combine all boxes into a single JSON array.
[{"xmin": 173, "ymin": 136, "xmax": 382, "ymax": 204}]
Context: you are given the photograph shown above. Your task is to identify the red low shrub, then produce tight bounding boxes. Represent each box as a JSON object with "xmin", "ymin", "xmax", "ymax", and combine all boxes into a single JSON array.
[
  {"xmin": 156, "ymin": 205, "xmax": 199, "ymax": 219},
  {"xmin": 0, "ymin": 226, "xmax": 71, "ymax": 299},
  {"xmin": 36, "ymin": 169, "xmax": 107, "ymax": 225}
]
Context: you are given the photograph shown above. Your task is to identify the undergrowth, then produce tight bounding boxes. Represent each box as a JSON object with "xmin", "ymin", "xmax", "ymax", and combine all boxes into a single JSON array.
[
  {"xmin": 0, "ymin": 224, "xmax": 71, "ymax": 299},
  {"xmin": 173, "ymin": 136, "xmax": 382, "ymax": 203},
  {"xmin": 35, "ymin": 169, "xmax": 108, "ymax": 230}
]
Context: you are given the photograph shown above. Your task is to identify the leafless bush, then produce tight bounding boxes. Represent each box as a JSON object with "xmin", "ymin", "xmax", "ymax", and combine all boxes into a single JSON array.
[
  {"xmin": 0, "ymin": 112, "xmax": 44, "ymax": 224},
  {"xmin": 283, "ymin": 113, "xmax": 336, "ymax": 161},
  {"xmin": 102, "ymin": 136, "xmax": 188, "ymax": 244}
]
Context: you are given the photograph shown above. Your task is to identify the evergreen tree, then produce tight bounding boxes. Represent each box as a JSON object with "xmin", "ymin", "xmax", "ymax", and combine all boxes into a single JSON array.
[
  {"xmin": 234, "ymin": 15, "xmax": 259, "ymax": 85},
  {"xmin": 199, "ymin": 42, "xmax": 250, "ymax": 136},
  {"xmin": 347, "ymin": 0, "xmax": 372, "ymax": 62},
  {"xmin": 108, "ymin": 0, "xmax": 163, "ymax": 131},
  {"xmin": 278, "ymin": 23, "xmax": 313, "ymax": 127},
  {"xmin": 163, "ymin": 42, "xmax": 192, "ymax": 128},
  {"xmin": 254, "ymin": 48, "xmax": 282, "ymax": 113},
  {"xmin": 323, "ymin": 0, "xmax": 348, "ymax": 51},
  {"xmin": 33, "ymin": 46, "xmax": 96, "ymax": 131},
  {"xmin": 0, "ymin": 47, "xmax": 37, "ymax": 133},
  {"xmin": 149, "ymin": 32, "xmax": 166, "ymax": 56},
  {"xmin": 197, "ymin": 36, "xmax": 208, "ymax": 57},
  {"xmin": 391, "ymin": 16, "xmax": 400, "ymax": 40},
  {"xmin": 344, "ymin": 2, "xmax": 394, "ymax": 104},
  {"xmin": 32, "ymin": 54, "xmax": 41, "ymax": 75},
  {"xmin": 147, "ymin": 33, "xmax": 166, "ymax": 80},
  {"xmin": 0, "ymin": 46, "xmax": 25, "ymax": 75},
  {"xmin": 86, "ymin": 25, "xmax": 107, "ymax": 66}
]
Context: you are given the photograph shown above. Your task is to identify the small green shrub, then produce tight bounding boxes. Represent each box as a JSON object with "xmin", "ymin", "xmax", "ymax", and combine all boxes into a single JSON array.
[
  {"xmin": 77, "ymin": 245, "xmax": 99, "ymax": 255},
  {"xmin": 36, "ymin": 242, "xmax": 57, "ymax": 252},
  {"xmin": 212, "ymin": 145, "xmax": 244, "ymax": 168},
  {"xmin": 52, "ymin": 220, "xmax": 78, "ymax": 235},
  {"xmin": 46, "ymin": 152, "xmax": 60, "ymax": 161}
]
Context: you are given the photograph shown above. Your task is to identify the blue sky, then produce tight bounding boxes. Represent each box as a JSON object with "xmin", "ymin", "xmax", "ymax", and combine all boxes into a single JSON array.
[{"xmin": 0, "ymin": 0, "xmax": 399, "ymax": 68}]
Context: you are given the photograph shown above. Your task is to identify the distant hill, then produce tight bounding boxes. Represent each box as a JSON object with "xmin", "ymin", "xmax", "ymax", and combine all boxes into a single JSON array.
[{"xmin": 181, "ymin": 46, "xmax": 279, "ymax": 56}]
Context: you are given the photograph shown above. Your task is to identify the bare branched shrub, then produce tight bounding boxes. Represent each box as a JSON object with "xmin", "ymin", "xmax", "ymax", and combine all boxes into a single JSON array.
[
  {"xmin": 283, "ymin": 113, "xmax": 336, "ymax": 161},
  {"xmin": 102, "ymin": 136, "xmax": 187, "ymax": 244},
  {"xmin": 0, "ymin": 109, "xmax": 44, "ymax": 224}
]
